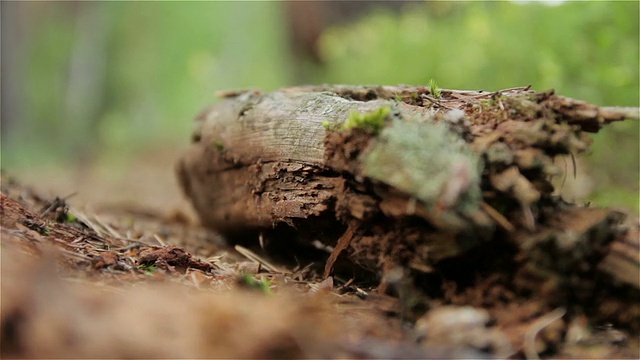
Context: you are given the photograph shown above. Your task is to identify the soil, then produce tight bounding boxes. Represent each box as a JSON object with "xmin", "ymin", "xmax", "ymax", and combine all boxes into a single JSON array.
[{"xmin": 2, "ymin": 86, "xmax": 639, "ymax": 359}]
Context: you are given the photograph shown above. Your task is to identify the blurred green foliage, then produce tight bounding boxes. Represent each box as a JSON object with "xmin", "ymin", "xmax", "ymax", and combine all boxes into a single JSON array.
[
  {"xmin": 2, "ymin": 1, "xmax": 638, "ymax": 210},
  {"xmin": 318, "ymin": 2, "xmax": 639, "ymax": 106},
  {"xmin": 4, "ymin": 2, "xmax": 290, "ymax": 165}
]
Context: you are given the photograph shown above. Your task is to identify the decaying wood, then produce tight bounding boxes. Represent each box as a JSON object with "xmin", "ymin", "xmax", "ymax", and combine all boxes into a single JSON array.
[
  {"xmin": 177, "ymin": 85, "xmax": 639, "ymax": 330},
  {"xmin": 599, "ymin": 219, "xmax": 640, "ymax": 287}
]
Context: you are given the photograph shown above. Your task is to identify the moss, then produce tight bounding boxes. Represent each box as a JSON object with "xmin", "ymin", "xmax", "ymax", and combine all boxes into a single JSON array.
[
  {"xmin": 428, "ymin": 79, "xmax": 442, "ymax": 99},
  {"xmin": 363, "ymin": 120, "xmax": 483, "ymax": 215},
  {"xmin": 503, "ymin": 96, "xmax": 541, "ymax": 119},
  {"xmin": 341, "ymin": 106, "xmax": 391, "ymax": 134},
  {"xmin": 322, "ymin": 119, "xmax": 339, "ymax": 131},
  {"xmin": 478, "ymin": 98, "xmax": 496, "ymax": 110}
]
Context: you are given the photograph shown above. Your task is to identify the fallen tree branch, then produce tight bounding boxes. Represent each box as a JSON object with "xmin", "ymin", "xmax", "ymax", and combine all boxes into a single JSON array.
[{"xmin": 177, "ymin": 85, "xmax": 639, "ymax": 331}]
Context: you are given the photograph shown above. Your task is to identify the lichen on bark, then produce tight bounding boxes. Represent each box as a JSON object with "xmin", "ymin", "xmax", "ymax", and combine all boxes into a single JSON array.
[{"xmin": 363, "ymin": 119, "xmax": 482, "ymax": 217}]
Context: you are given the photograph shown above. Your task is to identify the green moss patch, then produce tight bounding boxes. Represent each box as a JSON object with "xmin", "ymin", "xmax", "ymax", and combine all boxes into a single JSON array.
[{"xmin": 341, "ymin": 106, "xmax": 391, "ymax": 134}]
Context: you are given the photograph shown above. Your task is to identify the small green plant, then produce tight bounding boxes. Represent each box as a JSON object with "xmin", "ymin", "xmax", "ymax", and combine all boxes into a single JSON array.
[
  {"xmin": 211, "ymin": 140, "xmax": 225, "ymax": 151},
  {"xmin": 322, "ymin": 120, "xmax": 340, "ymax": 131},
  {"xmin": 428, "ymin": 79, "xmax": 442, "ymax": 99},
  {"xmin": 342, "ymin": 106, "xmax": 391, "ymax": 134},
  {"xmin": 38, "ymin": 221, "xmax": 52, "ymax": 235},
  {"xmin": 139, "ymin": 263, "xmax": 157, "ymax": 274},
  {"xmin": 63, "ymin": 212, "xmax": 77, "ymax": 223},
  {"xmin": 240, "ymin": 274, "xmax": 273, "ymax": 295}
]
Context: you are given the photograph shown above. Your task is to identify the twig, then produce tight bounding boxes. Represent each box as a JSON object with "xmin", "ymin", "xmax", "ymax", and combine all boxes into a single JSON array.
[
  {"xmin": 461, "ymin": 85, "xmax": 532, "ymax": 101},
  {"xmin": 480, "ymin": 201, "xmax": 515, "ymax": 233},
  {"xmin": 74, "ymin": 212, "xmax": 105, "ymax": 238},
  {"xmin": 153, "ymin": 234, "xmax": 167, "ymax": 247},
  {"xmin": 498, "ymin": 85, "xmax": 532, "ymax": 93},
  {"xmin": 117, "ymin": 241, "xmax": 145, "ymax": 251},
  {"xmin": 324, "ymin": 223, "xmax": 357, "ymax": 279},
  {"xmin": 570, "ymin": 152, "xmax": 577, "ymax": 179},
  {"xmin": 93, "ymin": 215, "xmax": 124, "ymax": 239},
  {"xmin": 58, "ymin": 247, "xmax": 94, "ymax": 261},
  {"xmin": 599, "ymin": 106, "xmax": 640, "ymax": 121},
  {"xmin": 524, "ymin": 307, "xmax": 566, "ymax": 360},
  {"xmin": 559, "ymin": 156, "xmax": 568, "ymax": 193},
  {"xmin": 523, "ymin": 204, "xmax": 536, "ymax": 232},
  {"xmin": 234, "ymin": 245, "xmax": 290, "ymax": 274}
]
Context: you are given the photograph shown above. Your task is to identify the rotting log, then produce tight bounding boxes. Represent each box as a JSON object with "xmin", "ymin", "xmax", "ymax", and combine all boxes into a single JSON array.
[{"xmin": 177, "ymin": 85, "xmax": 639, "ymax": 328}]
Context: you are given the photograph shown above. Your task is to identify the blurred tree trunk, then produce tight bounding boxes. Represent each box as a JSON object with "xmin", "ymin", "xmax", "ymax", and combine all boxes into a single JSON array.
[
  {"xmin": 283, "ymin": 1, "xmax": 412, "ymax": 82},
  {"xmin": 1, "ymin": 1, "xmax": 30, "ymax": 145},
  {"xmin": 64, "ymin": 2, "xmax": 110, "ymax": 165}
]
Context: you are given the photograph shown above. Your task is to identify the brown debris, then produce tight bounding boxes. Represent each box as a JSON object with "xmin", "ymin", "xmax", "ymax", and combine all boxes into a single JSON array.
[
  {"xmin": 0, "ymin": 246, "xmax": 344, "ymax": 359},
  {"xmin": 414, "ymin": 306, "xmax": 513, "ymax": 357},
  {"xmin": 138, "ymin": 245, "xmax": 215, "ymax": 273},
  {"xmin": 3, "ymin": 185, "xmax": 500, "ymax": 359}
]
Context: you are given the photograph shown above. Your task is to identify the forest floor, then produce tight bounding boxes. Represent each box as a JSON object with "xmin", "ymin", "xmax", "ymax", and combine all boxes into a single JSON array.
[
  {"xmin": 1, "ymin": 149, "xmax": 415, "ymax": 359},
  {"xmin": 1, "ymin": 142, "xmax": 638, "ymax": 359}
]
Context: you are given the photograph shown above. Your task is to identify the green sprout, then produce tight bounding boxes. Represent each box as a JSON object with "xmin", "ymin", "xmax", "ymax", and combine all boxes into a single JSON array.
[
  {"xmin": 139, "ymin": 263, "xmax": 157, "ymax": 275},
  {"xmin": 63, "ymin": 212, "xmax": 77, "ymax": 223},
  {"xmin": 240, "ymin": 274, "xmax": 273, "ymax": 295},
  {"xmin": 342, "ymin": 106, "xmax": 391, "ymax": 134},
  {"xmin": 322, "ymin": 119, "xmax": 336, "ymax": 130},
  {"xmin": 39, "ymin": 222, "xmax": 52, "ymax": 236},
  {"xmin": 428, "ymin": 79, "xmax": 442, "ymax": 99},
  {"xmin": 211, "ymin": 140, "xmax": 225, "ymax": 151}
]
